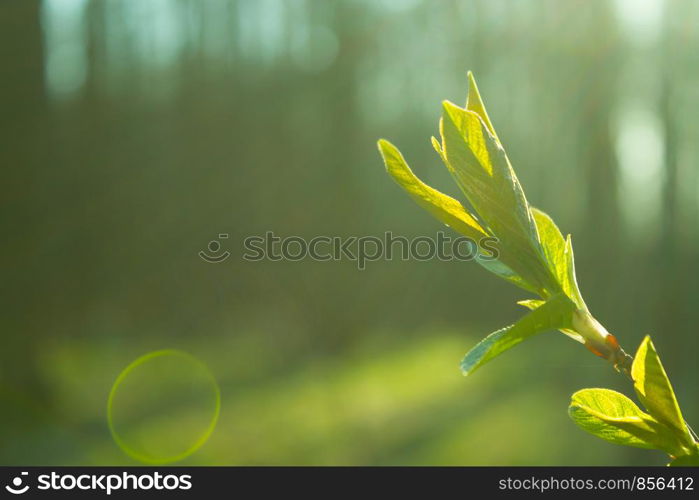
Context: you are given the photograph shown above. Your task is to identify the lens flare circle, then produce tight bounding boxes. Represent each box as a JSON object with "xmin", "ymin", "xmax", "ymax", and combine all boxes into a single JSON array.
[{"xmin": 107, "ymin": 349, "xmax": 220, "ymax": 464}]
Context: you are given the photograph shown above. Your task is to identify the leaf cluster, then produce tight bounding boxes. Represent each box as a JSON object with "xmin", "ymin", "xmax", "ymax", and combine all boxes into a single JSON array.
[
  {"xmin": 378, "ymin": 73, "xmax": 622, "ymax": 376},
  {"xmin": 377, "ymin": 73, "xmax": 696, "ymax": 465},
  {"xmin": 569, "ymin": 337, "xmax": 698, "ymax": 465}
]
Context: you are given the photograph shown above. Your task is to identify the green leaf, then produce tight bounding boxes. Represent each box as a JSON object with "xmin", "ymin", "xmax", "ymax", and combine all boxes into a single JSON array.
[
  {"xmin": 518, "ymin": 297, "xmax": 583, "ymax": 343},
  {"xmin": 439, "ymin": 102, "xmax": 557, "ymax": 296},
  {"xmin": 476, "ymin": 259, "xmax": 540, "ymax": 295},
  {"xmin": 465, "ymin": 71, "xmax": 499, "ymax": 142},
  {"xmin": 632, "ymin": 336, "xmax": 694, "ymax": 448},
  {"xmin": 568, "ymin": 388, "xmax": 685, "ymax": 454},
  {"xmin": 440, "ymin": 102, "xmax": 533, "ymax": 242},
  {"xmin": 379, "ymin": 138, "xmax": 538, "ymax": 294},
  {"xmin": 377, "ymin": 139, "xmax": 487, "ymax": 241},
  {"xmin": 531, "ymin": 208, "xmax": 586, "ymax": 309},
  {"xmin": 460, "ymin": 293, "xmax": 575, "ymax": 376},
  {"xmin": 563, "ymin": 235, "xmax": 587, "ymax": 309}
]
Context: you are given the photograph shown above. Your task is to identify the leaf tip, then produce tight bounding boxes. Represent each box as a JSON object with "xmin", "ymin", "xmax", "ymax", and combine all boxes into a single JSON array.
[
  {"xmin": 460, "ymin": 348, "xmax": 482, "ymax": 377},
  {"xmin": 376, "ymin": 138, "xmax": 391, "ymax": 153},
  {"xmin": 466, "ymin": 70, "xmax": 477, "ymax": 91},
  {"xmin": 441, "ymin": 99, "xmax": 452, "ymax": 112},
  {"xmin": 377, "ymin": 138, "xmax": 399, "ymax": 168}
]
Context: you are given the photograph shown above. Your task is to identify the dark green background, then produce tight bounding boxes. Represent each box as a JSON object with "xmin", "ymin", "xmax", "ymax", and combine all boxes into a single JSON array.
[{"xmin": 1, "ymin": 0, "xmax": 697, "ymax": 465}]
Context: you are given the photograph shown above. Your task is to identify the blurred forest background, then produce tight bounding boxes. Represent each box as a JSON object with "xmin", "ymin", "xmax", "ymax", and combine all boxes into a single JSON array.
[{"xmin": 1, "ymin": 0, "xmax": 698, "ymax": 465}]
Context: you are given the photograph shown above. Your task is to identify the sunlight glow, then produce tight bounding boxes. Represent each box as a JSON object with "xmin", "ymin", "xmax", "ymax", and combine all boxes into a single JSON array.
[
  {"xmin": 41, "ymin": 0, "xmax": 89, "ymax": 100},
  {"xmin": 613, "ymin": 0, "xmax": 665, "ymax": 46},
  {"xmin": 614, "ymin": 104, "xmax": 665, "ymax": 242}
]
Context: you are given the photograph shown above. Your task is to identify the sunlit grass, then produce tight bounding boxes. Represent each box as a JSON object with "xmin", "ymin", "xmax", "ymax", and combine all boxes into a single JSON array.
[{"xmin": 10, "ymin": 325, "xmax": 640, "ymax": 465}]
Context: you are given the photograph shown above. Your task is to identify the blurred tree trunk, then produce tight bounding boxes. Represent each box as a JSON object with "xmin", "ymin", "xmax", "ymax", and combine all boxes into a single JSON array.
[
  {"xmin": 655, "ymin": 10, "xmax": 694, "ymax": 393},
  {"xmin": 655, "ymin": 72, "xmax": 680, "ymax": 356},
  {"xmin": 577, "ymin": 9, "xmax": 622, "ymax": 321},
  {"xmin": 0, "ymin": 0, "xmax": 52, "ymax": 429}
]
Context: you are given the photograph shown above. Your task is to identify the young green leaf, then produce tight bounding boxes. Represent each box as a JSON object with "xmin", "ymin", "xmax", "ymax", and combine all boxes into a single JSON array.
[
  {"xmin": 378, "ymin": 138, "xmax": 538, "ymax": 293},
  {"xmin": 563, "ymin": 235, "xmax": 587, "ymax": 309},
  {"xmin": 631, "ymin": 336, "xmax": 694, "ymax": 448},
  {"xmin": 568, "ymin": 388, "xmax": 686, "ymax": 455},
  {"xmin": 476, "ymin": 258, "xmax": 541, "ymax": 295},
  {"xmin": 517, "ymin": 297, "xmax": 585, "ymax": 343},
  {"xmin": 465, "ymin": 71, "xmax": 499, "ymax": 142},
  {"xmin": 460, "ymin": 293, "xmax": 576, "ymax": 376},
  {"xmin": 531, "ymin": 208, "xmax": 586, "ymax": 309},
  {"xmin": 378, "ymin": 72, "xmax": 634, "ymax": 375},
  {"xmin": 439, "ymin": 102, "xmax": 557, "ymax": 296},
  {"xmin": 377, "ymin": 139, "xmax": 487, "ymax": 241}
]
